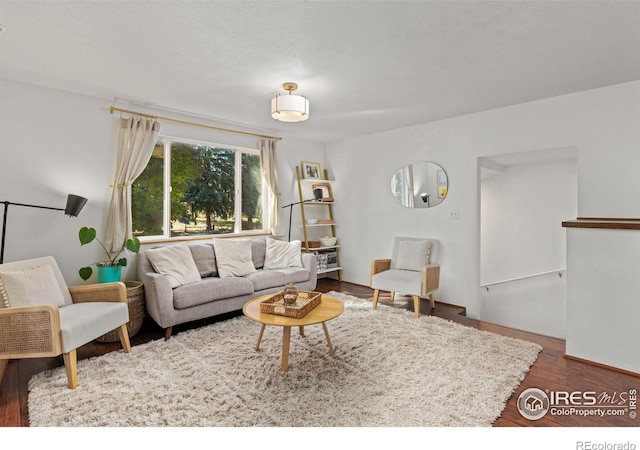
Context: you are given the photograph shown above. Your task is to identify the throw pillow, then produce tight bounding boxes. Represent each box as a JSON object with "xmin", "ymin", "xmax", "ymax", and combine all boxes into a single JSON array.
[
  {"xmin": 0, "ymin": 265, "xmax": 67, "ymax": 308},
  {"xmin": 251, "ymin": 238, "xmax": 267, "ymax": 269},
  {"xmin": 188, "ymin": 243, "xmax": 218, "ymax": 278},
  {"xmin": 0, "ymin": 279, "xmax": 10, "ymax": 308},
  {"xmin": 212, "ymin": 238, "xmax": 257, "ymax": 278},
  {"xmin": 394, "ymin": 239, "xmax": 430, "ymax": 271},
  {"xmin": 263, "ymin": 238, "xmax": 303, "ymax": 270},
  {"xmin": 146, "ymin": 245, "xmax": 202, "ymax": 288}
]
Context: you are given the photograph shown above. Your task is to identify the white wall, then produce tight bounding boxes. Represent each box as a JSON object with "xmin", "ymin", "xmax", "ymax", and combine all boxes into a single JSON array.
[
  {"xmin": 0, "ymin": 79, "xmax": 325, "ymax": 284},
  {"xmin": 0, "ymin": 80, "xmax": 117, "ymax": 284},
  {"xmin": 326, "ymin": 80, "xmax": 640, "ymax": 319},
  {"xmin": 566, "ymin": 228, "xmax": 640, "ymax": 373}
]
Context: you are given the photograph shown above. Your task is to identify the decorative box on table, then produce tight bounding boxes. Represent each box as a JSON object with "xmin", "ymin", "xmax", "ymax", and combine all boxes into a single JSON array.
[{"xmin": 260, "ymin": 290, "xmax": 322, "ymax": 319}]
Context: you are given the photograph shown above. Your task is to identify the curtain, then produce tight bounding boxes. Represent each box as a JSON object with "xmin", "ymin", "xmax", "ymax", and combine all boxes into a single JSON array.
[
  {"xmin": 105, "ymin": 115, "xmax": 161, "ymax": 251},
  {"xmin": 259, "ymin": 138, "xmax": 280, "ymax": 236},
  {"xmin": 401, "ymin": 164, "xmax": 415, "ymax": 208}
]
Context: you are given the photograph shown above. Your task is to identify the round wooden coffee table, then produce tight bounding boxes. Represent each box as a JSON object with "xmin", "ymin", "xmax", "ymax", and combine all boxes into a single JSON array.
[{"xmin": 243, "ymin": 293, "xmax": 344, "ymax": 371}]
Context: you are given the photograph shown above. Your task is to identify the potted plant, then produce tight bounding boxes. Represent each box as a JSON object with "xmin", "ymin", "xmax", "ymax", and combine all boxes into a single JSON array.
[{"xmin": 78, "ymin": 226, "xmax": 141, "ymax": 282}]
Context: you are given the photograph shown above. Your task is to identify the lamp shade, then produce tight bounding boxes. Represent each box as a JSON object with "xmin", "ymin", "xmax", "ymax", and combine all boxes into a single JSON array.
[
  {"xmin": 271, "ymin": 82, "xmax": 309, "ymax": 122},
  {"xmin": 271, "ymin": 94, "xmax": 309, "ymax": 122},
  {"xmin": 64, "ymin": 194, "xmax": 88, "ymax": 217}
]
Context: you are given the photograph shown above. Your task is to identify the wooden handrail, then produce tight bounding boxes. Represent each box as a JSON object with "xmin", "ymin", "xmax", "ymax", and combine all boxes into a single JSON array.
[{"xmin": 562, "ymin": 217, "xmax": 640, "ymax": 230}]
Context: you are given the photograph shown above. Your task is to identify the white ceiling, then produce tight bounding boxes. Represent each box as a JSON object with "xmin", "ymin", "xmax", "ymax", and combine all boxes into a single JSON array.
[{"xmin": 1, "ymin": 1, "xmax": 639, "ymax": 143}]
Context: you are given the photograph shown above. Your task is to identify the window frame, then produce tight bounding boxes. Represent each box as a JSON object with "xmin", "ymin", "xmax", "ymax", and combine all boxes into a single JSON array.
[{"xmin": 134, "ymin": 134, "xmax": 269, "ymax": 242}]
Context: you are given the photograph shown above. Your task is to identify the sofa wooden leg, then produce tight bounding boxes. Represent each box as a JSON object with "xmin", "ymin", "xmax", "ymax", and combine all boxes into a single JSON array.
[
  {"xmin": 429, "ymin": 293, "xmax": 436, "ymax": 309},
  {"xmin": 164, "ymin": 327, "xmax": 173, "ymax": 341},
  {"xmin": 63, "ymin": 350, "xmax": 78, "ymax": 389}
]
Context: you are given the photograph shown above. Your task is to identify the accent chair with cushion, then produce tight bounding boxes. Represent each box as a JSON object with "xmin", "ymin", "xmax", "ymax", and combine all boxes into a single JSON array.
[
  {"xmin": 0, "ymin": 256, "xmax": 131, "ymax": 389},
  {"xmin": 370, "ymin": 237, "xmax": 440, "ymax": 318}
]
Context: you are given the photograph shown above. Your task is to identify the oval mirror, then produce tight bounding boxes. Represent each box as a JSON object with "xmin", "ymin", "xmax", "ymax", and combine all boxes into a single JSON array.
[{"xmin": 391, "ymin": 161, "xmax": 448, "ymax": 208}]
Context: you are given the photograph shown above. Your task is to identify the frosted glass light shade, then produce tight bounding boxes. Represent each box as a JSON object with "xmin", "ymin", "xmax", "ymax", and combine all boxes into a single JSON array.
[{"xmin": 271, "ymin": 94, "xmax": 309, "ymax": 122}]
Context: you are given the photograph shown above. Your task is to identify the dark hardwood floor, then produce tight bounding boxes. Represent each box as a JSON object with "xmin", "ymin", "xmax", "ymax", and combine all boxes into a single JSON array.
[{"xmin": 1, "ymin": 278, "xmax": 638, "ymax": 427}]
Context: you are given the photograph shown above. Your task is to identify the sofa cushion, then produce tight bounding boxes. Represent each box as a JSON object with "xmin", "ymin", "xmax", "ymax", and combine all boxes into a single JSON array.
[
  {"xmin": 245, "ymin": 270, "xmax": 287, "ymax": 291},
  {"xmin": 145, "ymin": 244, "xmax": 202, "ymax": 288},
  {"xmin": 246, "ymin": 267, "xmax": 311, "ymax": 292},
  {"xmin": 173, "ymin": 277, "xmax": 254, "ymax": 309},
  {"xmin": 212, "ymin": 239, "xmax": 257, "ymax": 278},
  {"xmin": 188, "ymin": 243, "xmax": 218, "ymax": 277},
  {"xmin": 263, "ymin": 238, "xmax": 303, "ymax": 269},
  {"xmin": 280, "ymin": 267, "xmax": 311, "ymax": 285}
]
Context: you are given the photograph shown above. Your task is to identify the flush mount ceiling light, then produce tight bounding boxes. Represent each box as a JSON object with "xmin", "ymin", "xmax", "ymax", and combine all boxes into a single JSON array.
[{"xmin": 271, "ymin": 82, "xmax": 309, "ymax": 122}]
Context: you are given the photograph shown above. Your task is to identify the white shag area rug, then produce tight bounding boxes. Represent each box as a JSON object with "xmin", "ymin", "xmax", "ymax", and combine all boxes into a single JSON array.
[{"xmin": 28, "ymin": 292, "xmax": 542, "ymax": 427}]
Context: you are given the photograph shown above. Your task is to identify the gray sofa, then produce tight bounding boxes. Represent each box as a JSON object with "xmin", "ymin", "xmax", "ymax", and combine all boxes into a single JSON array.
[{"xmin": 137, "ymin": 237, "xmax": 317, "ymax": 339}]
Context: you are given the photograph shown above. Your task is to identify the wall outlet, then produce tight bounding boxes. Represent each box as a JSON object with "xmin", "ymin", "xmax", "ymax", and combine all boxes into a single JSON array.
[{"xmin": 449, "ymin": 209, "xmax": 460, "ymax": 220}]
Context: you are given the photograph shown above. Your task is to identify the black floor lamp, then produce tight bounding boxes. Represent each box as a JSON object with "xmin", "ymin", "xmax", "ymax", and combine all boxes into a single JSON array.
[
  {"xmin": 0, "ymin": 194, "xmax": 88, "ymax": 263},
  {"xmin": 281, "ymin": 188, "xmax": 323, "ymax": 242}
]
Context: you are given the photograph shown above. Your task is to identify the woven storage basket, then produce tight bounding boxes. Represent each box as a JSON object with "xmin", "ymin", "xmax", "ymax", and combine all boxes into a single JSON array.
[
  {"xmin": 96, "ymin": 281, "xmax": 145, "ymax": 343},
  {"xmin": 260, "ymin": 290, "xmax": 321, "ymax": 319}
]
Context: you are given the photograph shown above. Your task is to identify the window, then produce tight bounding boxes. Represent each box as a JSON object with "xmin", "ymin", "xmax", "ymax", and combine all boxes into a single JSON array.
[{"xmin": 132, "ymin": 136, "xmax": 266, "ymax": 239}]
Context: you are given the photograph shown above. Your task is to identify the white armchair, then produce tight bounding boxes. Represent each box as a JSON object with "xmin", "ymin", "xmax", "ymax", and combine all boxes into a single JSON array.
[
  {"xmin": 370, "ymin": 237, "xmax": 440, "ymax": 318},
  {"xmin": 0, "ymin": 256, "xmax": 131, "ymax": 389}
]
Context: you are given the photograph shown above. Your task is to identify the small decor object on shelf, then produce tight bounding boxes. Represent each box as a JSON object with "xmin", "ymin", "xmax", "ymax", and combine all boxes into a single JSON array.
[
  {"xmin": 312, "ymin": 183, "xmax": 334, "ymax": 202},
  {"xmin": 283, "ymin": 282, "xmax": 299, "ymax": 305},
  {"xmin": 317, "ymin": 253, "xmax": 328, "ymax": 271},
  {"xmin": 301, "ymin": 161, "xmax": 322, "ymax": 179},
  {"xmin": 319, "ymin": 236, "xmax": 337, "ymax": 247}
]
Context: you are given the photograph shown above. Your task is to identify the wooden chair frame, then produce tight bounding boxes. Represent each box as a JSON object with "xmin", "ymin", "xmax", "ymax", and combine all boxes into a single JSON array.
[{"xmin": 0, "ymin": 282, "xmax": 131, "ymax": 389}]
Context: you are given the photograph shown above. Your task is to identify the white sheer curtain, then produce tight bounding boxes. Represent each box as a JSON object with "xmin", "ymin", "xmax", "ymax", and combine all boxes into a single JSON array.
[
  {"xmin": 259, "ymin": 138, "xmax": 280, "ymax": 236},
  {"xmin": 402, "ymin": 165, "xmax": 415, "ymax": 208},
  {"xmin": 105, "ymin": 115, "xmax": 161, "ymax": 251}
]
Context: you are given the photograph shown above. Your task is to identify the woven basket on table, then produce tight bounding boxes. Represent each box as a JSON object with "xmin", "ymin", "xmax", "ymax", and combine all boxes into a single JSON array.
[
  {"xmin": 96, "ymin": 281, "xmax": 145, "ymax": 343},
  {"xmin": 259, "ymin": 290, "xmax": 322, "ymax": 319}
]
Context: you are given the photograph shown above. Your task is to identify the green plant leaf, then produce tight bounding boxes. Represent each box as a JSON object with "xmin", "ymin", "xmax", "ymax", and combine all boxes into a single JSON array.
[
  {"xmin": 79, "ymin": 227, "xmax": 97, "ymax": 246},
  {"xmin": 118, "ymin": 258, "xmax": 128, "ymax": 267},
  {"xmin": 126, "ymin": 237, "xmax": 140, "ymax": 254},
  {"xmin": 79, "ymin": 266, "xmax": 93, "ymax": 281}
]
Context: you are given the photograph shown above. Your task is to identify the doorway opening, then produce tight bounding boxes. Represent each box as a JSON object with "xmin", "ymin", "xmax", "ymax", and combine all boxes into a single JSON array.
[{"xmin": 478, "ymin": 147, "xmax": 577, "ymax": 338}]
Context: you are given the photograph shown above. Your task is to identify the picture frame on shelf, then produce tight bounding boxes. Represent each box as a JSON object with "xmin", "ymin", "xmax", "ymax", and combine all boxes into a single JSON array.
[
  {"xmin": 312, "ymin": 183, "xmax": 334, "ymax": 202},
  {"xmin": 301, "ymin": 161, "xmax": 322, "ymax": 179}
]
